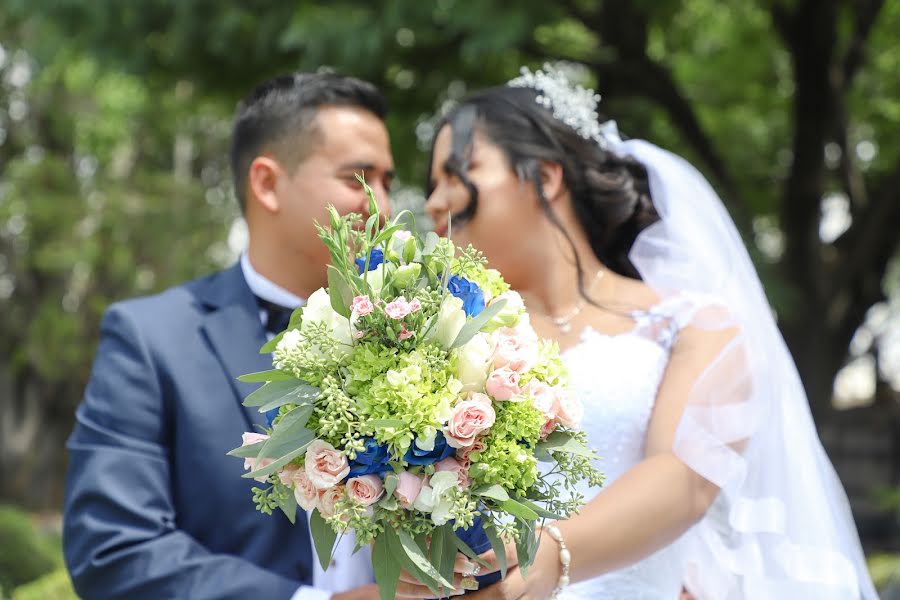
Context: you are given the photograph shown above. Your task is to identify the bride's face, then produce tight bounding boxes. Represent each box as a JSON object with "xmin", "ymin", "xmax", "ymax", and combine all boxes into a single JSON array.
[{"xmin": 426, "ymin": 125, "xmax": 545, "ymax": 286}]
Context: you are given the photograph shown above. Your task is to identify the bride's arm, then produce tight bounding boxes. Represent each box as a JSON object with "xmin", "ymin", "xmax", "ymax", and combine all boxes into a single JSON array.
[
  {"xmin": 469, "ymin": 322, "xmax": 742, "ymax": 599},
  {"xmin": 559, "ymin": 322, "xmax": 738, "ymax": 582}
]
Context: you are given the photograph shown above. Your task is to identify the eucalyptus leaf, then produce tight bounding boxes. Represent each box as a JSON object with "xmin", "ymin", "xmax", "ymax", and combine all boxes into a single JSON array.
[
  {"xmin": 430, "ymin": 523, "xmax": 458, "ymax": 591},
  {"xmin": 287, "ymin": 306, "xmax": 305, "ymax": 329},
  {"xmin": 453, "ymin": 532, "xmax": 491, "ymax": 568},
  {"xmin": 372, "ymin": 530, "xmax": 401, "ymax": 600},
  {"xmin": 243, "ymin": 379, "xmax": 319, "ymax": 409},
  {"xmin": 519, "ymin": 498, "xmax": 564, "ymax": 520},
  {"xmin": 398, "ymin": 530, "xmax": 455, "ymax": 590},
  {"xmin": 260, "ymin": 331, "xmax": 284, "ymax": 354},
  {"xmin": 260, "ymin": 402, "xmax": 314, "ymax": 434},
  {"xmin": 499, "ymin": 498, "xmax": 540, "ymax": 521},
  {"xmin": 327, "ymin": 265, "xmax": 354, "ymax": 319},
  {"xmin": 373, "ymin": 223, "xmax": 403, "ymax": 246},
  {"xmin": 226, "ymin": 440, "xmax": 264, "ymax": 459},
  {"xmin": 449, "ymin": 298, "xmax": 507, "ymax": 349},
  {"xmin": 377, "ymin": 494, "xmax": 399, "ymax": 511},
  {"xmin": 310, "ymin": 510, "xmax": 338, "ymax": 571},
  {"xmin": 383, "ymin": 472, "xmax": 399, "ymax": 497},
  {"xmin": 473, "ymin": 484, "xmax": 510, "ymax": 502},
  {"xmin": 243, "ymin": 412, "xmax": 315, "ymax": 479},
  {"xmin": 365, "ymin": 212, "xmax": 379, "ymax": 240},
  {"xmin": 483, "ymin": 521, "xmax": 508, "ymax": 579},
  {"xmin": 537, "ymin": 431, "xmax": 597, "ymax": 458},
  {"xmin": 237, "ymin": 369, "xmax": 295, "ymax": 383},
  {"xmin": 422, "ymin": 231, "xmax": 440, "ymax": 256},
  {"xmin": 515, "ymin": 519, "xmax": 539, "ymax": 577},
  {"xmin": 275, "ymin": 484, "xmax": 298, "ymax": 524}
]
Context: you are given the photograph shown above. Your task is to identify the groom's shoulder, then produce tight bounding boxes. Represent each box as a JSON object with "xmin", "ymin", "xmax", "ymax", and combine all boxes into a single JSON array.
[{"xmin": 104, "ymin": 266, "xmax": 234, "ymax": 328}]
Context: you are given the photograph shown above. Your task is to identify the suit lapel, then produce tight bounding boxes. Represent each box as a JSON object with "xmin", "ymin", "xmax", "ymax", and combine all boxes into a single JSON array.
[{"xmin": 198, "ymin": 263, "xmax": 274, "ymax": 430}]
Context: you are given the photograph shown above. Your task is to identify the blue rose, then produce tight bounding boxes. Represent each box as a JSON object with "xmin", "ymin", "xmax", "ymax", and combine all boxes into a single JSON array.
[
  {"xmin": 355, "ymin": 248, "xmax": 384, "ymax": 274},
  {"xmin": 404, "ymin": 431, "xmax": 456, "ymax": 466},
  {"xmin": 347, "ymin": 437, "xmax": 393, "ymax": 477},
  {"xmin": 448, "ymin": 275, "xmax": 485, "ymax": 317},
  {"xmin": 264, "ymin": 407, "xmax": 280, "ymax": 428}
]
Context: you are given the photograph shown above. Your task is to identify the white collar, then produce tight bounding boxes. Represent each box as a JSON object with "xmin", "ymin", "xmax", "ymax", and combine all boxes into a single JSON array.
[{"xmin": 240, "ymin": 253, "xmax": 305, "ymax": 309}]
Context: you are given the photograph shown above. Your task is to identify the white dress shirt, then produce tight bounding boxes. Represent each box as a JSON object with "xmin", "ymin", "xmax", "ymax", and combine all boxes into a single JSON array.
[{"xmin": 241, "ymin": 254, "xmax": 375, "ymax": 600}]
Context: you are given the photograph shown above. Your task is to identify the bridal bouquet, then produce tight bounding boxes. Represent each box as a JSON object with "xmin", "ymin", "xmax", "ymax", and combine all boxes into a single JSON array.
[{"xmin": 230, "ymin": 179, "xmax": 603, "ymax": 599}]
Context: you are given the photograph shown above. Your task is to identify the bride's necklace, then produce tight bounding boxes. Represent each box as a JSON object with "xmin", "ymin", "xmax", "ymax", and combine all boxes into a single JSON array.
[{"xmin": 542, "ymin": 269, "xmax": 604, "ymax": 334}]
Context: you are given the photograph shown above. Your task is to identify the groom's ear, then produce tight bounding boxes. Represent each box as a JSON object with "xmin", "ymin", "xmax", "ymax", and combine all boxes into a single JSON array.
[
  {"xmin": 538, "ymin": 160, "xmax": 566, "ymax": 203},
  {"xmin": 247, "ymin": 156, "xmax": 282, "ymax": 214}
]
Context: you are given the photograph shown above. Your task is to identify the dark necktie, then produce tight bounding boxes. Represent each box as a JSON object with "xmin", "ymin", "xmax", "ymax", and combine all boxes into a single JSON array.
[{"xmin": 256, "ymin": 297, "xmax": 293, "ymax": 335}]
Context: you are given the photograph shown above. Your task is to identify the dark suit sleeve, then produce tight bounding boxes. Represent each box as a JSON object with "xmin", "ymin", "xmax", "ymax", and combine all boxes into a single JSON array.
[{"xmin": 63, "ymin": 306, "xmax": 300, "ymax": 600}]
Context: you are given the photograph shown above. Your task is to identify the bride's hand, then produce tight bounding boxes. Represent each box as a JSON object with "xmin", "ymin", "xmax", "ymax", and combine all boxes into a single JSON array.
[
  {"xmin": 464, "ymin": 539, "xmax": 558, "ymax": 600},
  {"xmin": 393, "ymin": 552, "xmax": 485, "ymax": 598}
]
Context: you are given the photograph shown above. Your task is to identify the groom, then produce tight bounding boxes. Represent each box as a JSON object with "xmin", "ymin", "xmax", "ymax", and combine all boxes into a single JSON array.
[{"xmin": 63, "ymin": 72, "xmax": 395, "ymax": 600}]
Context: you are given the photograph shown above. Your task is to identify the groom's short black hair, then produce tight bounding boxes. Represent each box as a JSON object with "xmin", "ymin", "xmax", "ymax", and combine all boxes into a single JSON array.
[{"xmin": 230, "ymin": 71, "xmax": 387, "ymax": 210}]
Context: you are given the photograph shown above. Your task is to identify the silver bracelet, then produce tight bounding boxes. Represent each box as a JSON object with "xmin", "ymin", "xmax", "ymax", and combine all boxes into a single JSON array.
[{"xmin": 544, "ymin": 523, "xmax": 571, "ymax": 598}]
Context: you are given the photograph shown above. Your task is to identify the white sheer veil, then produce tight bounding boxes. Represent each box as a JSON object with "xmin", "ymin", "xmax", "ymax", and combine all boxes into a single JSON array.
[{"xmin": 609, "ymin": 138, "xmax": 878, "ymax": 599}]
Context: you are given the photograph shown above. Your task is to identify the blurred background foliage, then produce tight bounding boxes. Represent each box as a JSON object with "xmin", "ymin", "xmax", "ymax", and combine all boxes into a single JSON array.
[{"xmin": 0, "ymin": 0, "xmax": 899, "ymax": 595}]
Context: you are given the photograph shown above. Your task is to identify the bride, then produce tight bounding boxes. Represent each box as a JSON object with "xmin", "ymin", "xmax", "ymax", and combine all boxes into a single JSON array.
[{"xmin": 419, "ymin": 66, "xmax": 877, "ymax": 599}]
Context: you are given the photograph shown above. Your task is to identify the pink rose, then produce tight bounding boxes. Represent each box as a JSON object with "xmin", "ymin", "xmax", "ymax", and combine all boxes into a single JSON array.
[
  {"xmin": 492, "ymin": 327, "xmax": 539, "ymax": 372},
  {"xmin": 351, "ymin": 295, "xmax": 375, "ymax": 316},
  {"xmin": 485, "ymin": 367, "xmax": 521, "ymax": 401},
  {"xmin": 305, "ymin": 439, "xmax": 350, "ymax": 489},
  {"xmin": 524, "ymin": 380, "xmax": 558, "ymax": 420},
  {"xmin": 384, "ymin": 297, "xmax": 412, "ymax": 320},
  {"xmin": 434, "ymin": 457, "xmax": 471, "ymax": 490},
  {"xmin": 398, "ymin": 326, "xmax": 414, "ymax": 341},
  {"xmin": 457, "ymin": 438, "xmax": 486, "ymax": 469},
  {"xmin": 277, "ymin": 464, "xmax": 300, "ymax": 486},
  {"xmin": 241, "ymin": 432, "xmax": 272, "ymax": 481},
  {"xmin": 346, "ymin": 475, "xmax": 384, "ymax": 506},
  {"xmin": 317, "ymin": 485, "xmax": 345, "ymax": 518},
  {"xmin": 394, "ymin": 471, "xmax": 425, "ymax": 509},
  {"xmin": 554, "ymin": 389, "xmax": 584, "ymax": 428},
  {"xmin": 443, "ymin": 393, "xmax": 496, "ymax": 449},
  {"xmin": 540, "ymin": 418, "xmax": 557, "ymax": 439},
  {"xmin": 291, "ymin": 468, "xmax": 320, "ymax": 511},
  {"xmin": 408, "ymin": 298, "xmax": 422, "ymax": 312}
]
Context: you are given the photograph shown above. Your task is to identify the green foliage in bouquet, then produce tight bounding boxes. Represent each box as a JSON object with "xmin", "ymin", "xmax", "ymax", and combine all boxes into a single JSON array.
[{"xmin": 229, "ymin": 176, "xmax": 603, "ymax": 599}]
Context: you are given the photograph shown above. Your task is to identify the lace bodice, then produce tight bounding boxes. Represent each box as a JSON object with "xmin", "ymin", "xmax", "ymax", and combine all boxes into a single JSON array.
[{"xmin": 554, "ymin": 300, "xmax": 694, "ymax": 599}]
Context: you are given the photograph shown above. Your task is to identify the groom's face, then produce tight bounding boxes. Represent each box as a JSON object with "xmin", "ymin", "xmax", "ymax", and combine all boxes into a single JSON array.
[{"xmin": 276, "ymin": 105, "xmax": 394, "ymax": 270}]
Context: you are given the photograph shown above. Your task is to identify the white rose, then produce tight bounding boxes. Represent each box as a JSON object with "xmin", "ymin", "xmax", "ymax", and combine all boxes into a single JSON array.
[
  {"xmin": 484, "ymin": 291, "xmax": 527, "ymax": 332},
  {"xmin": 415, "ymin": 427, "xmax": 438, "ymax": 452},
  {"xmin": 273, "ymin": 329, "xmax": 303, "ymax": 370},
  {"xmin": 454, "ymin": 333, "xmax": 495, "ymax": 392},
  {"xmin": 301, "ymin": 288, "xmax": 335, "ymax": 330},
  {"xmin": 365, "ymin": 263, "xmax": 387, "ymax": 296},
  {"xmin": 300, "ymin": 288, "xmax": 352, "ymax": 357},
  {"xmin": 424, "ymin": 295, "xmax": 467, "ymax": 349},
  {"xmin": 425, "ymin": 471, "xmax": 459, "ymax": 526}
]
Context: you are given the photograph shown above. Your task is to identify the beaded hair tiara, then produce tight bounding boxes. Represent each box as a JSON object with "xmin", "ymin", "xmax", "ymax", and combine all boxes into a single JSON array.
[{"xmin": 507, "ymin": 64, "xmax": 622, "ymax": 149}]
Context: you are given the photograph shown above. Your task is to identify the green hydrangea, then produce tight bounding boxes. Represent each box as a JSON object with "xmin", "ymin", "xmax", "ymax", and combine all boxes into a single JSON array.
[
  {"xmin": 468, "ymin": 400, "xmax": 543, "ymax": 496},
  {"xmin": 352, "ymin": 344, "xmax": 461, "ymax": 458},
  {"xmin": 520, "ymin": 340, "xmax": 568, "ymax": 387}
]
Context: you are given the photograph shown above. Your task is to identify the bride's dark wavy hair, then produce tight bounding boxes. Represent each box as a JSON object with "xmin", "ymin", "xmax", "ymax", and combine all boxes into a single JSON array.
[{"xmin": 426, "ymin": 86, "xmax": 658, "ymax": 287}]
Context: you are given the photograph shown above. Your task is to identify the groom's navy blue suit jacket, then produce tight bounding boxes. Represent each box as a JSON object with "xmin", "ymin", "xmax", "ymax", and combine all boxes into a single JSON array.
[
  {"xmin": 64, "ymin": 263, "xmax": 313, "ymax": 599},
  {"xmin": 64, "ymin": 262, "xmax": 497, "ymax": 600}
]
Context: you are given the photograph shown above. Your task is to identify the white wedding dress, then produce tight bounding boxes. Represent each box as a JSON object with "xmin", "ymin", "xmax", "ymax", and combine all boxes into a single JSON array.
[{"xmin": 555, "ymin": 296, "xmax": 696, "ymax": 599}]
